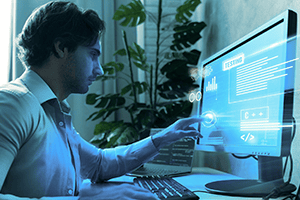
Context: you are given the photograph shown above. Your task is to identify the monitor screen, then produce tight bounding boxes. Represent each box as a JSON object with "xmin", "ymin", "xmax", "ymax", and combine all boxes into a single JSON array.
[
  {"xmin": 196, "ymin": 10, "xmax": 297, "ymax": 157},
  {"xmin": 193, "ymin": 9, "xmax": 297, "ymax": 197}
]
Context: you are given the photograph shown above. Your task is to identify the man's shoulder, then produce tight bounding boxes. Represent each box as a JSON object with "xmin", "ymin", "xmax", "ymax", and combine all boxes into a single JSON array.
[
  {"xmin": 0, "ymin": 79, "xmax": 30, "ymax": 98},
  {"xmin": 0, "ymin": 79, "xmax": 39, "ymax": 109},
  {"xmin": 0, "ymin": 80, "xmax": 42, "ymax": 157},
  {"xmin": 0, "ymin": 79, "xmax": 42, "ymax": 134}
]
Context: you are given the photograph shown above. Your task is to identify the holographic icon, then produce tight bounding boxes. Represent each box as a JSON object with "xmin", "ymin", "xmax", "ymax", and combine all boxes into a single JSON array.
[
  {"xmin": 245, "ymin": 112, "xmax": 249, "ymax": 119},
  {"xmin": 241, "ymin": 133, "xmax": 255, "ymax": 142},
  {"xmin": 189, "ymin": 66, "xmax": 213, "ymax": 82},
  {"xmin": 201, "ymin": 111, "xmax": 217, "ymax": 128},
  {"xmin": 206, "ymin": 76, "xmax": 217, "ymax": 92},
  {"xmin": 188, "ymin": 90, "xmax": 202, "ymax": 103},
  {"xmin": 201, "ymin": 66, "xmax": 213, "ymax": 78}
]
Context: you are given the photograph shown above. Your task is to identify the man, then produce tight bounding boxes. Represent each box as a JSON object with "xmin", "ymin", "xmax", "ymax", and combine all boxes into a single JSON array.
[{"xmin": 0, "ymin": 1, "xmax": 202, "ymax": 199}]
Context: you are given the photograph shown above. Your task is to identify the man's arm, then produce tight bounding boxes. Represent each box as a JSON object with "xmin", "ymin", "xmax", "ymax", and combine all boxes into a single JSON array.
[
  {"xmin": 78, "ymin": 117, "xmax": 203, "ymax": 182},
  {"xmin": 78, "ymin": 135, "xmax": 159, "ymax": 182},
  {"xmin": 151, "ymin": 116, "xmax": 203, "ymax": 149},
  {"xmin": 0, "ymin": 88, "xmax": 80, "ymax": 200},
  {"xmin": 0, "ymin": 148, "xmax": 79, "ymax": 200},
  {"xmin": 0, "ymin": 194, "xmax": 78, "ymax": 200},
  {"xmin": 0, "ymin": 148, "xmax": 14, "ymax": 194}
]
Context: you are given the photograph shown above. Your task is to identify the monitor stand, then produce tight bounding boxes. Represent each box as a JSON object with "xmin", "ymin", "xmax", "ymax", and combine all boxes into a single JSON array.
[{"xmin": 205, "ymin": 156, "xmax": 296, "ymax": 197}]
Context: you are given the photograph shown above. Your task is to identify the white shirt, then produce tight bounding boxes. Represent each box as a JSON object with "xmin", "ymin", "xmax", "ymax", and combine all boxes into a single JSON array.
[{"xmin": 0, "ymin": 69, "xmax": 159, "ymax": 198}]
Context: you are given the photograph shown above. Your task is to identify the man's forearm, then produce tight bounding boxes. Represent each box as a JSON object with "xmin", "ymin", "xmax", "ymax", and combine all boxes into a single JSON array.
[
  {"xmin": 0, "ymin": 194, "xmax": 79, "ymax": 200},
  {"xmin": 151, "ymin": 130, "xmax": 169, "ymax": 150}
]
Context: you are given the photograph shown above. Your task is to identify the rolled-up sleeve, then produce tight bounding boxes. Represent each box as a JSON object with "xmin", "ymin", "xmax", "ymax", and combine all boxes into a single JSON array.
[{"xmin": 78, "ymin": 135, "xmax": 159, "ymax": 182}]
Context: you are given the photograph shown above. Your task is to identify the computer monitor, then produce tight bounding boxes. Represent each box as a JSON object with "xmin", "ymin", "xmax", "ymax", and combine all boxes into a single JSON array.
[{"xmin": 196, "ymin": 10, "xmax": 297, "ymax": 197}]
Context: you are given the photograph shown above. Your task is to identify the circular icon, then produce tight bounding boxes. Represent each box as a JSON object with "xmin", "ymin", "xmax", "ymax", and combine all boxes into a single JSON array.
[
  {"xmin": 189, "ymin": 92, "xmax": 196, "ymax": 102},
  {"xmin": 188, "ymin": 91, "xmax": 202, "ymax": 103},
  {"xmin": 201, "ymin": 111, "xmax": 217, "ymax": 128},
  {"xmin": 196, "ymin": 91, "xmax": 202, "ymax": 101}
]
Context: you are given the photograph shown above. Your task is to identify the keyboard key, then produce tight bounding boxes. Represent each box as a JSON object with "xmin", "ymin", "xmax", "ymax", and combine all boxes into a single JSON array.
[{"xmin": 134, "ymin": 177, "xmax": 199, "ymax": 200}]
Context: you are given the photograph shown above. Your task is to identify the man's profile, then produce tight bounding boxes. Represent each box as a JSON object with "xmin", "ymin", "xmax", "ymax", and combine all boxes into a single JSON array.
[{"xmin": 0, "ymin": 1, "xmax": 202, "ymax": 199}]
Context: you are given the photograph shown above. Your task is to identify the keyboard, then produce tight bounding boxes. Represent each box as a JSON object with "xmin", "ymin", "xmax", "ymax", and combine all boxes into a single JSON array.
[
  {"xmin": 134, "ymin": 176, "xmax": 199, "ymax": 200},
  {"xmin": 132, "ymin": 167, "xmax": 182, "ymax": 176}
]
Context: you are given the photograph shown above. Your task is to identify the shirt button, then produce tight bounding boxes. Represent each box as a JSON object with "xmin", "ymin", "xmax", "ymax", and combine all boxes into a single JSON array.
[
  {"xmin": 68, "ymin": 189, "xmax": 73, "ymax": 195},
  {"xmin": 59, "ymin": 121, "xmax": 64, "ymax": 127}
]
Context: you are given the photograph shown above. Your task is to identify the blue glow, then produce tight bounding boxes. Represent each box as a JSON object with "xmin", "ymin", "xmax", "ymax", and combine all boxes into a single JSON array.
[{"xmin": 196, "ymin": 16, "xmax": 297, "ymax": 156}]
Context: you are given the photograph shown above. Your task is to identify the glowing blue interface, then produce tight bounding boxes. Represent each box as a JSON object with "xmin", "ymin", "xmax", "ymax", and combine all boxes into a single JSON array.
[{"xmin": 198, "ymin": 19, "xmax": 296, "ymax": 156}]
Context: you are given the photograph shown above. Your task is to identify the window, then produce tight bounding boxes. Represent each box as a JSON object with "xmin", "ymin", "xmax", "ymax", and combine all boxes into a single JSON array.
[{"xmin": 0, "ymin": 0, "xmax": 13, "ymax": 85}]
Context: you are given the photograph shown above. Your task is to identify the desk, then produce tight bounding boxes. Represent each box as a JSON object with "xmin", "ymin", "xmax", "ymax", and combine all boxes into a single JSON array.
[
  {"xmin": 172, "ymin": 167, "xmax": 260, "ymax": 200},
  {"xmin": 108, "ymin": 167, "xmax": 291, "ymax": 199}
]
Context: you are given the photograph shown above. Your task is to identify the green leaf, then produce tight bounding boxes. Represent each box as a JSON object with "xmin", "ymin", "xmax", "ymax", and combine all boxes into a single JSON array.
[
  {"xmin": 95, "ymin": 62, "xmax": 124, "ymax": 81},
  {"xmin": 117, "ymin": 96, "xmax": 126, "ymax": 106},
  {"xmin": 104, "ymin": 61, "xmax": 125, "ymax": 73},
  {"xmin": 91, "ymin": 109, "xmax": 107, "ymax": 121},
  {"xmin": 91, "ymin": 132, "xmax": 106, "ymax": 140},
  {"xmin": 113, "ymin": 0, "xmax": 146, "ymax": 27},
  {"xmin": 95, "ymin": 97, "xmax": 109, "ymax": 108},
  {"xmin": 133, "ymin": 42, "xmax": 145, "ymax": 59},
  {"xmin": 113, "ymin": 48, "xmax": 127, "ymax": 56},
  {"xmin": 171, "ymin": 21, "xmax": 206, "ymax": 51},
  {"xmin": 128, "ymin": 46, "xmax": 139, "ymax": 60},
  {"xmin": 103, "ymin": 66, "xmax": 114, "ymax": 75},
  {"xmin": 182, "ymin": 49, "xmax": 202, "ymax": 65},
  {"xmin": 86, "ymin": 111, "xmax": 99, "ymax": 121},
  {"xmin": 125, "ymin": 102, "xmax": 148, "ymax": 114},
  {"xmin": 96, "ymin": 75, "xmax": 116, "ymax": 82},
  {"xmin": 86, "ymin": 93, "xmax": 100, "ymax": 105},
  {"xmin": 121, "ymin": 82, "xmax": 149, "ymax": 96},
  {"xmin": 93, "ymin": 121, "xmax": 124, "ymax": 135},
  {"xmin": 138, "ymin": 82, "xmax": 148, "ymax": 94},
  {"xmin": 161, "ymin": 50, "xmax": 201, "ymax": 80},
  {"xmin": 90, "ymin": 133, "xmax": 108, "ymax": 147},
  {"xmin": 86, "ymin": 94, "xmax": 127, "ymax": 121},
  {"xmin": 163, "ymin": 52, "xmax": 186, "ymax": 60},
  {"xmin": 115, "ymin": 125, "xmax": 139, "ymax": 146},
  {"xmin": 136, "ymin": 109, "xmax": 155, "ymax": 127},
  {"xmin": 103, "ymin": 107, "xmax": 120, "ymax": 121},
  {"xmin": 161, "ymin": 59, "xmax": 188, "ymax": 77},
  {"xmin": 163, "ymin": 100, "xmax": 193, "ymax": 118},
  {"xmin": 106, "ymin": 127, "xmax": 123, "ymax": 142},
  {"xmin": 154, "ymin": 100, "xmax": 193, "ymax": 127},
  {"xmin": 121, "ymin": 84, "xmax": 132, "ymax": 96},
  {"xmin": 158, "ymin": 80, "xmax": 199, "ymax": 100},
  {"xmin": 128, "ymin": 43, "xmax": 150, "ymax": 72},
  {"xmin": 158, "ymin": 81, "xmax": 187, "ymax": 99},
  {"xmin": 176, "ymin": 0, "xmax": 201, "ymax": 23}
]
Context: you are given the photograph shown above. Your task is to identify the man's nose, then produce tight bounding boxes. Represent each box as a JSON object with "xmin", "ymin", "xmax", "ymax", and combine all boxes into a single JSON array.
[{"xmin": 93, "ymin": 61, "xmax": 104, "ymax": 77}]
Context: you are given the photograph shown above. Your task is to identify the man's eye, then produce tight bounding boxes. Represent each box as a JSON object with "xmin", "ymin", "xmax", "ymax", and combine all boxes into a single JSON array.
[{"xmin": 91, "ymin": 52, "xmax": 97, "ymax": 59}]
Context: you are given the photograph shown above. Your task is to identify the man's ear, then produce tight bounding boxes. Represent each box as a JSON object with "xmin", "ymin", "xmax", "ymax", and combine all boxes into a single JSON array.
[{"xmin": 53, "ymin": 40, "xmax": 68, "ymax": 58}]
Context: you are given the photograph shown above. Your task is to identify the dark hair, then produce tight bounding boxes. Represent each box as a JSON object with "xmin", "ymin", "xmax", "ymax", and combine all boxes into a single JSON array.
[{"xmin": 16, "ymin": 1, "xmax": 105, "ymax": 68}]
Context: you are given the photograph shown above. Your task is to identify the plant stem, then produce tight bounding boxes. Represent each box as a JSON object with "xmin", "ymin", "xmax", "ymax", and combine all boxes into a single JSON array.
[
  {"xmin": 122, "ymin": 30, "xmax": 137, "ymax": 104},
  {"xmin": 122, "ymin": 30, "xmax": 137, "ymax": 127},
  {"xmin": 154, "ymin": 0, "xmax": 162, "ymax": 109},
  {"xmin": 149, "ymin": 64, "xmax": 153, "ymax": 107}
]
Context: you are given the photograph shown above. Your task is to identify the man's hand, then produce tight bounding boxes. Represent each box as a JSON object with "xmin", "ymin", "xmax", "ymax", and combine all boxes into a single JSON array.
[
  {"xmin": 79, "ymin": 181, "xmax": 159, "ymax": 200},
  {"xmin": 152, "ymin": 116, "xmax": 203, "ymax": 149}
]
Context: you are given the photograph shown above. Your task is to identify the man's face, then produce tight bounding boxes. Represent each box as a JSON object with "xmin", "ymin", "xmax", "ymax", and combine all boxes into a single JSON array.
[{"xmin": 62, "ymin": 39, "xmax": 103, "ymax": 94}]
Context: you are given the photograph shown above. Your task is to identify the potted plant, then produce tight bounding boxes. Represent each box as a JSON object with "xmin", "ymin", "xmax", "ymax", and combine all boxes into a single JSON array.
[{"xmin": 86, "ymin": 0, "xmax": 206, "ymax": 148}]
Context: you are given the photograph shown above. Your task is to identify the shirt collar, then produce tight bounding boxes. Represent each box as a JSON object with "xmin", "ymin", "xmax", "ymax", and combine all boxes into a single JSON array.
[{"xmin": 18, "ymin": 69, "xmax": 71, "ymax": 113}]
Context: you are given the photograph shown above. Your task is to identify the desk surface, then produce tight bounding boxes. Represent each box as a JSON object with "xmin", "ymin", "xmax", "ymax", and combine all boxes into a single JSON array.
[{"xmin": 108, "ymin": 167, "xmax": 290, "ymax": 199}]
